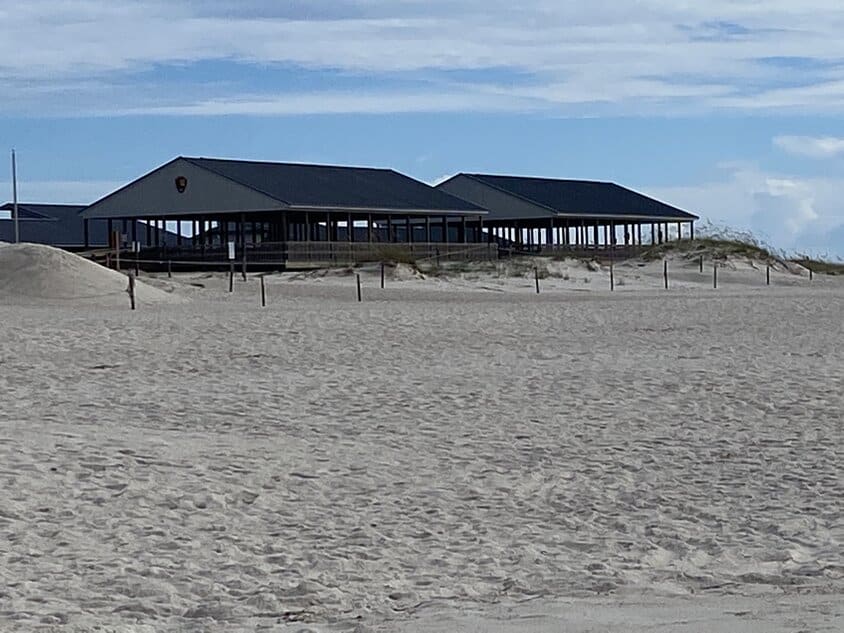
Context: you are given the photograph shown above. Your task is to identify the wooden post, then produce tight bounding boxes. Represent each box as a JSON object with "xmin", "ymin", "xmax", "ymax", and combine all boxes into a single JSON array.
[
  {"xmin": 128, "ymin": 274, "xmax": 136, "ymax": 310},
  {"xmin": 356, "ymin": 274, "xmax": 362, "ymax": 302},
  {"xmin": 809, "ymin": 267, "xmax": 814, "ymax": 281},
  {"xmin": 766, "ymin": 265, "xmax": 770, "ymax": 286},
  {"xmin": 260, "ymin": 275, "xmax": 266, "ymax": 307},
  {"xmin": 229, "ymin": 263, "xmax": 234, "ymax": 293},
  {"xmin": 167, "ymin": 259, "xmax": 172, "ymax": 278},
  {"xmin": 381, "ymin": 262, "xmax": 385, "ymax": 289},
  {"xmin": 134, "ymin": 243, "xmax": 140, "ymax": 277},
  {"xmin": 713, "ymin": 263, "xmax": 718, "ymax": 289},
  {"xmin": 242, "ymin": 249, "xmax": 247, "ymax": 281},
  {"xmin": 534, "ymin": 267, "xmax": 540, "ymax": 294},
  {"xmin": 664, "ymin": 260, "xmax": 669, "ymax": 290},
  {"xmin": 610, "ymin": 260, "xmax": 614, "ymax": 291},
  {"xmin": 699, "ymin": 255, "xmax": 703, "ymax": 273}
]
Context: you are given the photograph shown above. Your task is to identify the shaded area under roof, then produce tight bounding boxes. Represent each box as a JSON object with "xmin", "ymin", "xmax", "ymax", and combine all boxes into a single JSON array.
[
  {"xmin": 455, "ymin": 174, "xmax": 698, "ymax": 221},
  {"xmin": 185, "ymin": 157, "xmax": 486, "ymax": 213},
  {"xmin": 0, "ymin": 203, "xmax": 178, "ymax": 248}
]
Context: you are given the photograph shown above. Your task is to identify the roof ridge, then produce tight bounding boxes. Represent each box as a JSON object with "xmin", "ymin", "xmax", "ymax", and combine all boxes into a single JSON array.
[
  {"xmin": 468, "ymin": 173, "xmax": 613, "ymax": 185},
  {"xmin": 458, "ymin": 173, "xmax": 558, "ymax": 215},
  {"xmin": 185, "ymin": 156, "xmax": 394, "ymax": 172},
  {"xmin": 181, "ymin": 157, "xmax": 292, "ymax": 205}
]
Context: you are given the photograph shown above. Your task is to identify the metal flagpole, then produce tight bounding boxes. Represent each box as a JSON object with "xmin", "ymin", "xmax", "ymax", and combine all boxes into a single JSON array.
[{"xmin": 11, "ymin": 149, "xmax": 19, "ymax": 243}]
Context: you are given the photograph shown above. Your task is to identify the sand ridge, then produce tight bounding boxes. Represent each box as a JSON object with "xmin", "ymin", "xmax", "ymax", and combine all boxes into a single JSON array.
[{"xmin": 0, "ymin": 243, "xmax": 179, "ymax": 306}]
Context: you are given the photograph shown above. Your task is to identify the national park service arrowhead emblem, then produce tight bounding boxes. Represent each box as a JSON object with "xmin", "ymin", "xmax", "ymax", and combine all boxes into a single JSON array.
[{"xmin": 175, "ymin": 175, "xmax": 188, "ymax": 193}]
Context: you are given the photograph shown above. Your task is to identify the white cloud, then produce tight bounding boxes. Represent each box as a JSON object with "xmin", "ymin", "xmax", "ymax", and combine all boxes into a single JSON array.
[
  {"xmin": 644, "ymin": 164, "xmax": 844, "ymax": 258},
  {"xmin": 110, "ymin": 91, "xmax": 538, "ymax": 117},
  {"xmin": 773, "ymin": 135, "xmax": 844, "ymax": 158},
  {"xmin": 4, "ymin": 1, "xmax": 844, "ymax": 115}
]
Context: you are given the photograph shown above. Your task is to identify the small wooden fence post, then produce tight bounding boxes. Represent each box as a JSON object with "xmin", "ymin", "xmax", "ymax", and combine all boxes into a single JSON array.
[
  {"xmin": 664, "ymin": 260, "xmax": 669, "ymax": 290},
  {"xmin": 128, "ymin": 274, "xmax": 136, "ymax": 310},
  {"xmin": 534, "ymin": 267, "xmax": 540, "ymax": 294},
  {"xmin": 766, "ymin": 265, "xmax": 770, "ymax": 286},
  {"xmin": 381, "ymin": 262, "xmax": 385, "ymax": 289},
  {"xmin": 356, "ymin": 274, "xmax": 362, "ymax": 302},
  {"xmin": 229, "ymin": 263, "xmax": 234, "ymax": 293},
  {"xmin": 610, "ymin": 260, "xmax": 614, "ymax": 291},
  {"xmin": 260, "ymin": 275, "xmax": 266, "ymax": 307},
  {"xmin": 713, "ymin": 263, "xmax": 718, "ymax": 289}
]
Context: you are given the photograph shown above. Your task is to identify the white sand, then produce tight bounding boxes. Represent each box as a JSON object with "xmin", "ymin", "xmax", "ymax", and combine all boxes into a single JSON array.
[
  {"xmin": 0, "ymin": 259, "xmax": 841, "ymax": 632},
  {"xmin": 0, "ymin": 243, "xmax": 179, "ymax": 307}
]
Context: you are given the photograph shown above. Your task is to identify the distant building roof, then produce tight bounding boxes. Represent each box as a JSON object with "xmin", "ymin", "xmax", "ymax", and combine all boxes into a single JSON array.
[
  {"xmin": 0, "ymin": 202, "xmax": 178, "ymax": 248},
  {"xmin": 183, "ymin": 157, "xmax": 485, "ymax": 213},
  {"xmin": 439, "ymin": 173, "xmax": 698, "ymax": 221}
]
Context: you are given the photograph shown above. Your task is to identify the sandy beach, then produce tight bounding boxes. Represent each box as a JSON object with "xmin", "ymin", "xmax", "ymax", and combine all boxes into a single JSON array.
[{"xmin": 0, "ymin": 246, "xmax": 842, "ymax": 632}]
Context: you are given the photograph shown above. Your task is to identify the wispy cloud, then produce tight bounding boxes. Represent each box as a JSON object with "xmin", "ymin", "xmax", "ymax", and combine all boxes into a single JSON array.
[
  {"xmin": 4, "ymin": 0, "xmax": 844, "ymax": 116},
  {"xmin": 0, "ymin": 179, "xmax": 124, "ymax": 205},
  {"xmin": 773, "ymin": 135, "xmax": 844, "ymax": 158}
]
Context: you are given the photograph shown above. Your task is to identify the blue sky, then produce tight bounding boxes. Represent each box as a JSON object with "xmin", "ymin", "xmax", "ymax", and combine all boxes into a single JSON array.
[{"xmin": 2, "ymin": 0, "xmax": 844, "ymax": 257}]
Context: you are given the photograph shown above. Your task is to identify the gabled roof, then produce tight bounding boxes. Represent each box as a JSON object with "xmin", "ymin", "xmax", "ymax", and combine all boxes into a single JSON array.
[
  {"xmin": 449, "ymin": 173, "xmax": 698, "ymax": 221},
  {"xmin": 183, "ymin": 157, "xmax": 485, "ymax": 213}
]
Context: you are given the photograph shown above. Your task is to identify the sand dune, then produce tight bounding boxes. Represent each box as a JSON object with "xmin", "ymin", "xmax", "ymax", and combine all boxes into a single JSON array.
[
  {"xmin": 0, "ymin": 265, "xmax": 841, "ymax": 632},
  {"xmin": 0, "ymin": 243, "xmax": 178, "ymax": 307}
]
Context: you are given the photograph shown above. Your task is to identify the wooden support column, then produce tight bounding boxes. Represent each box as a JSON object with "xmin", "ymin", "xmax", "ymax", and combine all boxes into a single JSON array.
[
  {"xmin": 690, "ymin": 222, "xmax": 695, "ymax": 241},
  {"xmin": 348, "ymin": 213, "xmax": 354, "ymax": 242},
  {"xmin": 461, "ymin": 216, "xmax": 467, "ymax": 243},
  {"xmin": 425, "ymin": 216, "xmax": 432, "ymax": 243},
  {"xmin": 443, "ymin": 216, "xmax": 449, "ymax": 243},
  {"xmin": 406, "ymin": 215, "xmax": 412, "ymax": 243}
]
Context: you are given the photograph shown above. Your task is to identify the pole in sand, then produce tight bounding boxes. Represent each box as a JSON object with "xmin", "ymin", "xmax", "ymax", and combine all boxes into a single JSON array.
[
  {"xmin": 766, "ymin": 265, "xmax": 770, "ymax": 286},
  {"xmin": 809, "ymin": 267, "xmax": 814, "ymax": 282},
  {"xmin": 260, "ymin": 275, "xmax": 266, "ymax": 307},
  {"xmin": 699, "ymin": 255, "xmax": 703, "ymax": 273},
  {"xmin": 128, "ymin": 274, "xmax": 136, "ymax": 310},
  {"xmin": 534, "ymin": 267, "xmax": 540, "ymax": 294},
  {"xmin": 664, "ymin": 260, "xmax": 669, "ymax": 290},
  {"xmin": 610, "ymin": 260, "xmax": 614, "ymax": 291},
  {"xmin": 713, "ymin": 263, "xmax": 718, "ymax": 289},
  {"xmin": 167, "ymin": 259, "xmax": 172, "ymax": 278},
  {"xmin": 356, "ymin": 274, "xmax": 362, "ymax": 302},
  {"xmin": 381, "ymin": 262, "xmax": 385, "ymax": 289},
  {"xmin": 11, "ymin": 149, "xmax": 19, "ymax": 244},
  {"xmin": 227, "ymin": 240, "xmax": 235, "ymax": 292}
]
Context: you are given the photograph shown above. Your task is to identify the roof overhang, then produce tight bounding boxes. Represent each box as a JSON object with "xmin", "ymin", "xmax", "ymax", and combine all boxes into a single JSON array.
[
  {"xmin": 553, "ymin": 212, "xmax": 699, "ymax": 222},
  {"xmin": 287, "ymin": 204, "xmax": 486, "ymax": 217}
]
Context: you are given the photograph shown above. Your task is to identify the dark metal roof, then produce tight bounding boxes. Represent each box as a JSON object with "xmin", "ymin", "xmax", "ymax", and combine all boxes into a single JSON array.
[
  {"xmin": 185, "ymin": 157, "xmax": 485, "ymax": 213},
  {"xmin": 455, "ymin": 174, "xmax": 698, "ymax": 220},
  {"xmin": 0, "ymin": 202, "xmax": 178, "ymax": 247}
]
